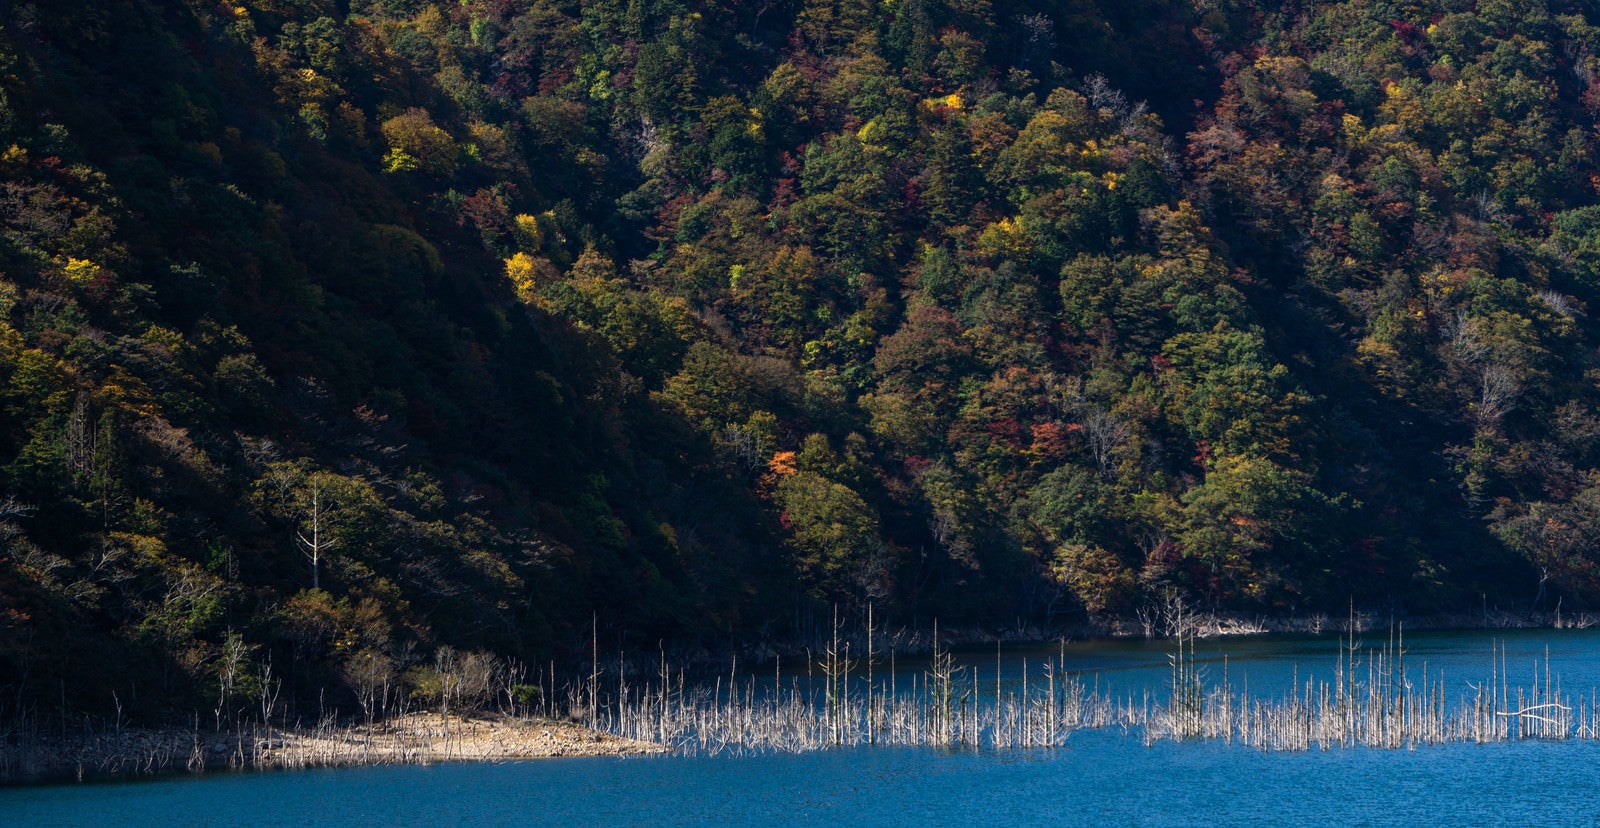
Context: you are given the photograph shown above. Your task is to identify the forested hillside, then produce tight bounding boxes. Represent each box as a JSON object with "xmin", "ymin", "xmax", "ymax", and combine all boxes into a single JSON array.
[{"xmin": 2, "ymin": 0, "xmax": 1599, "ymax": 721}]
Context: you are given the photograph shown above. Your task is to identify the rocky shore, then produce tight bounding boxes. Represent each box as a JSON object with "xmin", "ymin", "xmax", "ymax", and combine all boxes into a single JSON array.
[{"xmin": 0, "ymin": 713, "xmax": 664, "ymax": 786}]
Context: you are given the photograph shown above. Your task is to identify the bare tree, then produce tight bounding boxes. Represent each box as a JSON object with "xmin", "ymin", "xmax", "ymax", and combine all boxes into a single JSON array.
[
  {"xmin": 257, "ymin": 659, "xmax": 282, "ymax": 726},
  {"xmin": 296, "ymin": 476, "xmax": 337, "ymax": 590},
  {"xmin": 342, "ymin": 648, "xmax": 397, "ymax": 727},
  {"xmin": 1534, "ymin": 290, "xmax": 1581, "ymax": 318},
  {"xmin": 497, "ymin": 658, "xmax": 532, "ymax": 716},
  {"xmin": 1477, "ymin": 363, "xmax": 1520, "ymax": 429},
  {"xmin": 0, "ymin": 496, "xmax": 35, "ymax": 537},
  {"xmin": 455, "ymin": 651, "xmax": 500, "ymax": 713},
  {"xmin": 1083, "ymin": 407, "xmax": 1133, "ymax": 477},
  {"xmin": 1445, "ymin": 310, "xmax": 1489, "ymax": 364},
  {"xmin": 720, "ymin": 424, "xmax": 763, "ymax": 471},
  {"xmin": 1442, "ymin": 311, "xmax": 1522, "ymax": 431},
  {"xmin": 1050, "ymin": 374, "xmax": 1132, "ymax": 477},
  {"xmin": 213, "ymin": 632, "xmax": 251, "ymax": 732}
]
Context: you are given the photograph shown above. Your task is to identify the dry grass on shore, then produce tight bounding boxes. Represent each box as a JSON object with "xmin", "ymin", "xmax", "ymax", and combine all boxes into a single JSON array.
[
  {"xmin": 0, "ymin": 713, "xmax": 663, "ymax": 785},
  {"xmin": 260, "ymin": 712, "xmax": 665, "ymax": 767}
]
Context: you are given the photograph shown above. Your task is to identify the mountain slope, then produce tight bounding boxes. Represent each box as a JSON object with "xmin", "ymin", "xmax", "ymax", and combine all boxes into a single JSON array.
[{"xmin": 1, "ymin": 0, "xmax": 1598, "ymax": 721}]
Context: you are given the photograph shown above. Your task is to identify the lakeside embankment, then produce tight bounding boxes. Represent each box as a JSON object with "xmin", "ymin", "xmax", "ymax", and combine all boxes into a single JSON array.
[{"xmin": 0, "ymin": 713, "xmax": 663, "ymax": 786}]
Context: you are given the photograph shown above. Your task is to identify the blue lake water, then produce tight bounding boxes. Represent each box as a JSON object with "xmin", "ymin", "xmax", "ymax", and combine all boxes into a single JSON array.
[{"xmin": 8, "ymin": 628, "xmax": 1600, "ymax": 826}]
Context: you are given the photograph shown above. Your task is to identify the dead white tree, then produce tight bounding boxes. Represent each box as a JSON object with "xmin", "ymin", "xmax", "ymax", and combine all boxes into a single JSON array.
[
  {"xmin": 1443, "ymin": 311, "xmax": 1522, "ymax": 431},
  {"xmin": 1083, "ymin": 407, "xmax": 1132, "ymax": 477},
  {"xmin": 296, "ymin": 476, "xmax": 337, "ymax": 590},
  {"xmin": 1477, "ymin": 363, "xmax": 1520, "ymax": 429},
  {"xmin": 213, "ymin": 632, "xmax": 251, "ymax": 732},
  {"xmin": 1050, "ymin": 374, "xmax": 1132, "ymax": 478}
]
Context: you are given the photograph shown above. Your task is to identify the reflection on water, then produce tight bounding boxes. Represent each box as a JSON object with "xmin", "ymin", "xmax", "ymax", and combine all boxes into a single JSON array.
[
  {"xmin": 993, "ymin": 627, "xmax": 1600, "ymax": 699},
  {"xmin": 7, "ymin": 628, "xmax": 1600, "ymax": 827}
]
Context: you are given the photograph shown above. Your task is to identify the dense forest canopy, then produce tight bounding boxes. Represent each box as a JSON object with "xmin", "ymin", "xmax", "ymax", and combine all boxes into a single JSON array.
[{"xmin": 2, "ymin": 0, "xmax": 1599, "ymax": 720}]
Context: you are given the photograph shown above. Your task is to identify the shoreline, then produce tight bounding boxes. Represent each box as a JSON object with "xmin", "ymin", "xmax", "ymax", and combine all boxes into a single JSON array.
[
  {"xmin": 0, "ymin": 712, "xmax": 664, "ymax": 787},
  {"xmin": 732, "ymin": 607, "xmax": 1599, "ymax": 665},
  {"xmin": 8, "ymin": 612, "xmax": 1591, "ymax": 786},
  {"xmin": 1081, "ymin": 606, "xmax": 1600, "ymax": 641}
]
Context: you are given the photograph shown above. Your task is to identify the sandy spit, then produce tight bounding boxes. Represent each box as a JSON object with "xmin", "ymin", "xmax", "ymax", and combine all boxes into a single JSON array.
[{"xmin": 1, "ymin": 713, "xmax": 664, "ymax": 785}]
